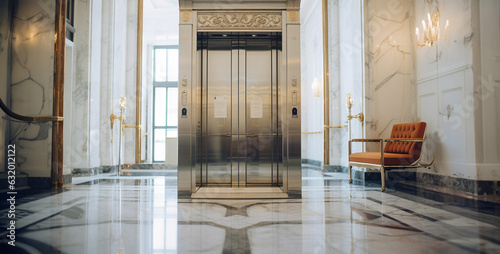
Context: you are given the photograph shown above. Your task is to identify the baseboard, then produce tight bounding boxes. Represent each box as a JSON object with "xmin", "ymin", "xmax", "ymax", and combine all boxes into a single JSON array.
[
  {"xmin": 417, "ymin": 172, "xmax": 500, "ymax": 196},
  {"xmin": 323, "ymin": 165, "xmax": 348, "ymax": 173},
  {"xmin": 301, "ymin": 159, "xmax": 322, "ymax": 167},
  {"xmin": 72, "ymin": 165, "xmax": 119, "ymax": 176},
  {"xmin": 123, "ymin": 163, "xmax": 177, "ymax": 169},
  {"xmin": 28, "ymin": 177, "xmax": 52, "ymax": 189},
  {"xmin": 350, "ymin": 167, "xmax": 500, "ymax": 195}
]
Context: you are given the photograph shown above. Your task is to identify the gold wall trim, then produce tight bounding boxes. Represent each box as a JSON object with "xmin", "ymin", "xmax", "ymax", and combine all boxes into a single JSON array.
[
  {"xmin": 52, "ymin": 0, "xmax": 67, "ymax": 189},
  {"xmin": 135, "ymin": 0, "xmax": 143, "ymax": 163},
  {"xmin": 197, "ymin": 12, "xmax": 282, "ymax": 31},
  {"xmin": 322, "ymin": 0, "xmax": 330, "ymax": 167}
]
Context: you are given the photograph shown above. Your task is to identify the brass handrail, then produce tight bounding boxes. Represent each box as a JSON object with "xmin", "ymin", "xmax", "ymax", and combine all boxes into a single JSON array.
[
  {"xmin": 0, "ymin": 97, "xmax": 63, "ymax": 122},
  {"xmin": 324, "ymin": 125, "xmax": 348, "ymax": 129}
]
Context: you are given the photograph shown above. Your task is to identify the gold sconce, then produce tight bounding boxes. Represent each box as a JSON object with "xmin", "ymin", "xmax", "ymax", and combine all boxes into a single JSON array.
[
  {"xmin": 415, "ymin": 10, "xmax": 449, "ymax": 48},
  {"xmin": 311, "ymin": 78, "xmax": 322, "ymax": 97},
  {"xmin": 346, "ymin": 93, "xmax": 363, "ymax": 142},
  {"xmin": 346, "ymin": 93, "xmax": 363, "ymax": 123}
]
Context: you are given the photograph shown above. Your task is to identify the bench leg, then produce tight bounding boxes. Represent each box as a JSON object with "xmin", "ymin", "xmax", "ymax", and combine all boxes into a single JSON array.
[
  {"xmin": 381, "ymin": 166, "xmax": 386, "ymax": 192},
  {"xmin": 348, "ymin": 165, "xmax": 353, "ymax": 184}
]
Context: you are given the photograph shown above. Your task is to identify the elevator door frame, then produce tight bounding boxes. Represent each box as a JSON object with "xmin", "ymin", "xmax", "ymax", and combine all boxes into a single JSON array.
[
  {"xmin": 197, "ymin": 32, "xmax": 283, "ymax": 190},
  {"xmin": 178, "ymin": 10, "xmax": 301, "ymax": 199}
]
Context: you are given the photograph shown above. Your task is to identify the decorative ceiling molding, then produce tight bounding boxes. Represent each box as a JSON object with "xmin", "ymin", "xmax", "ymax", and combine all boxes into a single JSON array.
[
  {"xmin": 179, "ymin": 0, "xmax": 300, "ymax": 11},
  {"xmin": 197, "ymin": 12, "xmax": 282, "ymax": 31},
  {"xmin": 179, "ymin": 0, "xmax": 193, "ymax": 10},
  {"xmin": 287, "ymin": 0, "xmax": 300, "ymax": 10}
]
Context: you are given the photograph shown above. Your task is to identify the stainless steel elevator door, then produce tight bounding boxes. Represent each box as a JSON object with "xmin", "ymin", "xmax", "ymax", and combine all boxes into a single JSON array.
[{"xmin": 199, "ymin": 33, "xmax": 281, "ymax": 187}]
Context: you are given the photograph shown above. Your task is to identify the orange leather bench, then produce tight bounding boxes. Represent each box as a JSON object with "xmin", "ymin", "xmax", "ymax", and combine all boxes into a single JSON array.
[{"xmin": 348, "ymin": 122, "xmax": 433, "ymax": 191}]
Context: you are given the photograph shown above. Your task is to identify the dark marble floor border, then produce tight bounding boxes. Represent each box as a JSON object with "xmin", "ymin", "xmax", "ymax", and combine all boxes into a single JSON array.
[
  {"xmin": 390, "ymin": 181, "xmax": 500, "ymax": 219},
  {"xmin": 124, "ymin": 163, "xmax": 177, "ymax": 169},
  {"xmin": 301, "ymin": 159, "xmax": 321, "ymax": 167},
  {"xmin": 72, "ymin": 165, "xmax": 118, "ymax": 177},
  {"xmin": 417, "ymin": 172, "xmax": 500, "ymax": 196},
  {"xmin": 301, "ymin": 160, "xmax": 348, "ymax": 173},
  {"xmin": 351, "ymin": 167, "xmax": 500, "ymax": 196}
]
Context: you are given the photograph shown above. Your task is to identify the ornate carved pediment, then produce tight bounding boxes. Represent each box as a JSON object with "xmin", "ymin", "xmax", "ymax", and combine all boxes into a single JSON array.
[{"xmin": 197, "ymin": 12, "xmax": 282, "ymax": 31}]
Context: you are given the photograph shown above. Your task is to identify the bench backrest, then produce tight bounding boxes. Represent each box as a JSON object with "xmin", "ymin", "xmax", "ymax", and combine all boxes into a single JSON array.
[{"xmin": 384, "ymin": 122, "xmax": 426, "ymax": 160}]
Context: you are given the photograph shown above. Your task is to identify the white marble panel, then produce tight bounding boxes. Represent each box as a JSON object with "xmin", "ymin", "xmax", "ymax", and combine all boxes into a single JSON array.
[
  {"xmin": 9, "ymin": 0, "xmax": 55, "ymax": 177},
  {"xmin": 365, "ymin": 0, "xmax": 413, "ymax": 147},
  {"xmin": 71, "ymin": 0, "xmax": 91, "ymax": 169},
  {"xmin": 300, "ymin": 0, "xmax": 324, "ymax": 163},
  {"xmin": 0, "ymin": 1, "xmax": 10, "ymax": 173},
  {"xmin": 478, "ymin": 0, "xmax": 500, "ymax": 179},
  {"xmin": 414, "ymin": 0, "xmax": 486, "ymax": 181},
  {"xmin": 123, "ymin": 0, "xmax": 138, "ymax": 164},
  {"xmin": 339, "ymin": 0, "xmax": 364, "ymax": 163},
  {"xmin": 100, "ymin": 0, "xmax": 115, "ymax": 167}
]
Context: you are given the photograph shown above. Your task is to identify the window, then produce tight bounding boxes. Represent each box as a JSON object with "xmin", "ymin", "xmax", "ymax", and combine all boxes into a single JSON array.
[
  {"xmin": 66, "ymin": 0, "xmax": 75, "ymax": 41},
  {"xmin": 153, "ymin": 46, "xmax": 178, "ymax": 163}
]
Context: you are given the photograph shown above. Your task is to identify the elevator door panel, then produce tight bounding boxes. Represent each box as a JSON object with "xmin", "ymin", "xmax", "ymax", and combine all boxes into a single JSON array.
[
  {"xmin": 205, "ymin": 46, "xmax": 232, "ymax": 185},
  {"xmin": 200, "ymin": 33, "xmax": 281, "ymax": 187},
  {"xmin": 246, "ymin": 49, "xmax": 273, "ymax": 185}
]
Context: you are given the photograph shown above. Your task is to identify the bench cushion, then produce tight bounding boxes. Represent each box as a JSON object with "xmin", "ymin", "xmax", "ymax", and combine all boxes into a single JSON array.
[{"xmin": 349, "ymin": 152, "xmax": 416, "ymax": 165}]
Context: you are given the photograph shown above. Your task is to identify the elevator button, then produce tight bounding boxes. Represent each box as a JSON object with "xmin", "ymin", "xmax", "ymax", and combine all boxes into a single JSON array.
[
  {"xmin": 182, "ymin": 90, "xmax": 187, "ymax": 106},
  {"xmin": 292, "ymin": 107, "xmax": 298, "ymax": 118},
  {"xmin": 182, "ymin": 108, "xmax": 187, "ymax": 118}
]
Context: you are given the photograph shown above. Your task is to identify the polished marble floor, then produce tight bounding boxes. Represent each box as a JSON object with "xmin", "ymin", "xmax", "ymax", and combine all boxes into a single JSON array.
[{"xmin": 1, "ymin": 167, "xmax": 500, "ymax": 253}]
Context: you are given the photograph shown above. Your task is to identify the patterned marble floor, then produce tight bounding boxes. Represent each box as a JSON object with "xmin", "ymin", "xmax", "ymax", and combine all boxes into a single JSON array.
[{"xmin": 1, "ymin": 167, "xmax": 500, "ymax": 254}]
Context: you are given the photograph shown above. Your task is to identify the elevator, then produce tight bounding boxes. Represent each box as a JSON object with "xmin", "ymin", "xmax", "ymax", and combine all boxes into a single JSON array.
[
  {"xmin": 198, "ymin": 32, "xmax": 282, "ymax": 189},
  {"xmin": 178, "ymin": 7, "xmax": 301, "ymax": 199}
]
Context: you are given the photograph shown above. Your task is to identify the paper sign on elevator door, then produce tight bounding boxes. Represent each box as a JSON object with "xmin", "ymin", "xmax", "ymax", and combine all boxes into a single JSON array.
[
  {"xmin": 250, "ymin": 96, "xmax": 263, "ymax": 118},
  {"xmin": 214, "ymin": 97, "xmax": 227, "ymax": 118}
]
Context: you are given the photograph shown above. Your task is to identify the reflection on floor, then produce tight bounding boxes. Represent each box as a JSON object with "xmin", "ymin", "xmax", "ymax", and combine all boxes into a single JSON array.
[{"xmin": 1, "ymin": 166, "xmax": 500, "ymax": 253}]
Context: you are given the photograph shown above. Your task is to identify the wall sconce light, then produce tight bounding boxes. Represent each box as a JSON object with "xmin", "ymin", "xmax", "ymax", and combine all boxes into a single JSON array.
[
  {"xmin": 346, "ymin": 93, "xmax": 363, "ymax": 141},
  {"xmin": 416, "ymin": 10, "xmax": 449, "ymax": 48},
  {"xmin": 119, "ymin": 97, "xmax": 127, "ymax": 110},
  {"xmin": 346, "ymin": 93, "xmax": 363, "ymax": 123},
  {"xmin": 312, "ymin": 78, "xmax": 322, "ymax": 97}
]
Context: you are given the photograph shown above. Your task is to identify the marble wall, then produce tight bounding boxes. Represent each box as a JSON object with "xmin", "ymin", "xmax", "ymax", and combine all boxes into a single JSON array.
[
  {"xmin": 300, "ymin": 0, "xmax": 365, "ymax": 168},
  {"xmin": 99, "ymin": 0, "xmax": 131, "ymax": 167},
  {"xmin": 9, "ymin": 0, "xmax": 55, "ymax": 178},
  {"xmin": 337, "ymin": 0, "xmax": 364, "ymax": 163},
  {"xmin": 300, "ymin": 0, "xmax": 324, "ymax": 164},
  {"xmin": 124, "ymin": 0, "xmax": 139, "ymax": 164},
  {"xmin": 0, "ymin": 1, "xmax": 11, "ymax": 173},
  {"xmin": 322, "ymin": 0, "xmax": 365, "ymax": 169},
  {"xmin": 72, "ymin": 0, "xmax": 91, "ymax": 170},
  {"xmin": 365, "ymin": 0, "xmax": 413, "ymax": 147},
  {"xmin": 478, "ymin": 0, "xmax": 500, "ymax": 180},
  {"xmin": 414, "ymin": 0, "xmax": 478, "ymax": 179}
]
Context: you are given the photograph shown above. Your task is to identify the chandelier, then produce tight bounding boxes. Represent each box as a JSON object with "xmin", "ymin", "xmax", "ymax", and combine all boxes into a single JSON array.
[{"xmin": 415, "ymin": 10, "xmax": 449, "ymax": 48}]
